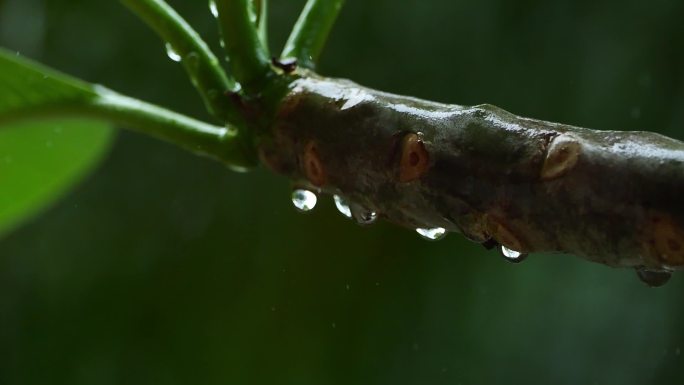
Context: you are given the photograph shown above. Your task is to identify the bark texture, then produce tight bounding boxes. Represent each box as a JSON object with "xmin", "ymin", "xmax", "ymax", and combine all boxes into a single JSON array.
[{"xmin": 259, "ymin": 75, "xmax": 684, "ymax": 274}]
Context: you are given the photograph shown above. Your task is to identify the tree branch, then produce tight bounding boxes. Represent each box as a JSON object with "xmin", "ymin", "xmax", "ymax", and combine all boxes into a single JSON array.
[
  {"xmin": 282, "ymin": 0, "xmax": 345, "ymax": 69},
  {"xmin": 259, "ymin": 75, "xmax": 684, "ymax": 280}
]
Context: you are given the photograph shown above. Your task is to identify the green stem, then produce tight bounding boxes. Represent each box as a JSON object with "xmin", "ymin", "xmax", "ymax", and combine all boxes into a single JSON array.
[
  {"xmin": 120, "ymin": 0, "xmax": 241, "ymax": 123},
  {"xmin": 282, "ymin": 0, "xmax": 345, "ymax": 69},
  {"xmin": 2, "ymin": 87, "xmax": 257, "ymax": 171},
  {"xmin": 255, "ymin": 0, "xmax": 269, "ymax": 51},
  {"xmin": 215, "ymin": 0, "xmax": 272, "ymax": 93},
  {"xmin": 91, "ymin": 88, "xmax": 255, "ymax": 170}
]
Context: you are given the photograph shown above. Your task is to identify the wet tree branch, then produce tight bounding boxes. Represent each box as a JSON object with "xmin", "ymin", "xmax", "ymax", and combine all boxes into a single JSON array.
[{"xmin": 258, "ymin": 75, "xmax": 684, "ymax": 285}]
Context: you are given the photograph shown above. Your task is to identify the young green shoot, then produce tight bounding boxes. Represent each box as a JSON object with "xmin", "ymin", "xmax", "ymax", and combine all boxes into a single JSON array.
[
  {"xmin": 214, "ymin": 0, "xmax": 272, "ymax": 93},
  {"xmin": 120, "ymin": 0, "xmax": 241, "ymax": 123},
  {"xmin": 282, "ymin": 0, "xmax": 345, "ymax": 69}
]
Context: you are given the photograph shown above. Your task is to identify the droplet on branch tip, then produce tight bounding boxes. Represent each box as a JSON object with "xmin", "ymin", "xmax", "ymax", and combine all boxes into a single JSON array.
[
  {"xmin": 416, "ymin": 227, "xmax": 446, "ymax": 241},
  {"xmin": 333, "ymin": 195, "xmax": 352, "ymax": 218},
  {"xmin": 636, "ymin": 268, "xmax": 672, "ymax": 287},
  {"xmin": 486, "ymin": 217, "xmax": 526, "ymax": 255},
  {"xmin": 165, "ymin": 43, "xmax": 181, "ymax": 62},
  {"xmin": 291, "ymin": 189, "xmax": 317, "ymax": 212},
  {"xmin": 350, "ymin": 203, "xmax": 377, "ymax": 225},
  {"xmin": 499, "ymin": 245, "xmax": 528, "ymax": 263}
]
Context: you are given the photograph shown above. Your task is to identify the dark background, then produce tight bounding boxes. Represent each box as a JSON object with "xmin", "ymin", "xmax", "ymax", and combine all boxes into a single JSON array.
[{"xmin": 1, "ymin": 0, "xmax": 684, "ymax": 384}]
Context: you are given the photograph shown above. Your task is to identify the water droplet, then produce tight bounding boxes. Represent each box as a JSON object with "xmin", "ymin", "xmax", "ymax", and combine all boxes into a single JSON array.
[
  {"xmin": 350, "ymin": 203, "xmax": 377, "ymax": 225},
  {"xmin": 499, "ymin": 245, "xmax": 527, "ymax": 263},
  {"xmin": 209, "ymin": 0, "xmax": 218, "ymax": 17},
  {"xmin": 636, "ymin": 268, "xmax": 671, "ymax": 287},
  {"xmin": 416, "ymin": 227, "xmax": 446, "ymax": 241},
  {"xmin": 165, "ymin": 43, "xmax": 181, "ymax": 62},
  {"xmin": 291, "ymin": 189, "xmax": 317, "ymax": 212},
  {"xmin": 333, "ymin": 195, "xmax": 352, "ymax": 218}
]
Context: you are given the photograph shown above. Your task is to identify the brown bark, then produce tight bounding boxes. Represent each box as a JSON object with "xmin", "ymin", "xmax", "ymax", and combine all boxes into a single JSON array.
[{"xmin": 258, "ymin": 75, "xmax": 684, "ymax": 284}]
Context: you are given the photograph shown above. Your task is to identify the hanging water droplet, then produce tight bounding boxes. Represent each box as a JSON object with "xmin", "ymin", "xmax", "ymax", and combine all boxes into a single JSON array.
[
  {"xmin": 356, "ymin": 210, "xmax": 377, "ymax": 225},
  {"xmin": 333, "ymin": 195, "xmax": 352, "ymax": 218},
  {"xmin": 350, "ymin": 203, "xmax": 377, "ymax": 225},
  {"xmin": 291, "ymin": 189, "xmax": 317, "ymax": 212},
  {"xmin": 209, "ymin": 0, "xmax": 219, "ymax": 17},
  {"xmin": 415, "ymin": 227, "xmax": 446, "ymax": 241},
  {"xmin": 499, "ymin": 245, "xmax": 528, "ymax": 263},
  {"xmin": 636, "ymin": 268, "xmax": 671, "ymax": 287},
  {"xmin": 165, "ymin": 43, "xmax": 181, "ymax": 62}
]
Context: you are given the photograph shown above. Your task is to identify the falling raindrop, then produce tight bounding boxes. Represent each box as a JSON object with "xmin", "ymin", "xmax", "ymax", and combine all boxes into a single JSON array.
[
  {"xmin": 291, "ymin": 189, "xmax": 317, "ymax": 212},
  {"xmin": 499, "ymin": 245, "xmax": 528, "ymax": 263},
  {"xmin": 333, "ymin": 195, "xmax": 352, "ymax": 218},
  {"xmin": 350, "ymin": 203, "xmax": 377, "ymax": 225},
  {"xmin": 165, "ymin": 43, "xmax": 181, "ymax": 62},
  {"xmin": 209, "ymin": 0, "xmax": 218, "ymax": 17},
  {"xmin": 415, "ymin": 227, "xmax": 446, "ymax": 241}
]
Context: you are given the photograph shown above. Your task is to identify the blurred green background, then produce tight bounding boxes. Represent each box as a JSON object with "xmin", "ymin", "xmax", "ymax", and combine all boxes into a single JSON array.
[{"xmin": 1, "ymin": 0, "xmax": 684, "ymax": 384}]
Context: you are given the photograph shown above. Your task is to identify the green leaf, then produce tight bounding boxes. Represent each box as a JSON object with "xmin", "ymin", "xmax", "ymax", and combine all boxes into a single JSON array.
[
  {"xmin": 0, "ymin": 119, "xmax": 113, "ymax": 236},
  {"xmin": 0, "ymin": 49, "xmax": 114, "ymax": 236},
  {"xmin": 1, "ymin": 48, "xmax": 257, "ymax": 171},
  {"xmin": 0, "ymin": 50, "xmax": 98, "ymax": 119}
]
